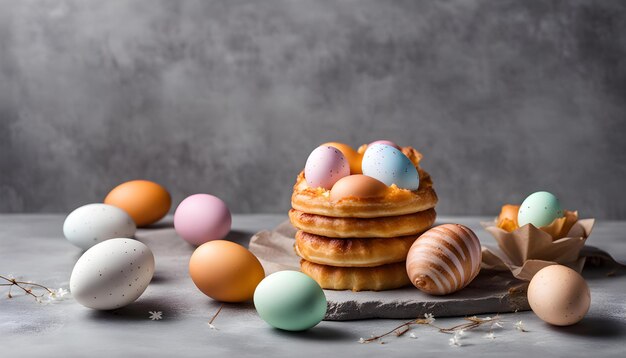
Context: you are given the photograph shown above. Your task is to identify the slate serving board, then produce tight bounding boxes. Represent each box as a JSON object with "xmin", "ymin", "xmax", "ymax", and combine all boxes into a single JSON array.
[{"xmin": 249, "ymin": 220, "xmax": 621, "ymax": 321}]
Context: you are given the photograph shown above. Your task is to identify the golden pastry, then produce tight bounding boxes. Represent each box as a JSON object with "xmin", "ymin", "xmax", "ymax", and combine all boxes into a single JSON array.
[
  {"xmin": 294, "ymin": 230, "xmax": 419, "ymax": 267},
  {"xmin": 289, "ymin": 208, "xmax": 436, "ymax": 238},
  {"xmin": 496, "ymin": 204, "xmax": 520, "ymax": 232},
  {"xmin": 291, "ymin": 147, "xmax": 438, "ymax": 218},
  {"xmin": 300, "ymin": 259, "xmax": 411, "ymax": 291},
  {"xmin": 290, "ymin": 142, "xmax": 438, "ymax": 291}
]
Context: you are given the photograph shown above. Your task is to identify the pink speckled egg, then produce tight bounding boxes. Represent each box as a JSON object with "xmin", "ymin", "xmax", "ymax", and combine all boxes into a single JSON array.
[
  {"xmin": 174, "ymin": 194, "xmax": 232, "ymax": 246},
  {"xmin": 369, "ymin": 140, "xmax": 401, "ymax": 150},
  {"xmin": 304, "ymin": 146, "xmax": 350, "ymax": 189}
]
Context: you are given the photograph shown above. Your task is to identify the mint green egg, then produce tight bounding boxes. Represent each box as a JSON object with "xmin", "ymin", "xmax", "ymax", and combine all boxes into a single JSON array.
[
  {"xmin": 518, "ymin": 191, "xmax": 563, "ymax": 227},
  {"xmin": 254, "ymin": 271, "xmax": 327, "ymax": 331}
]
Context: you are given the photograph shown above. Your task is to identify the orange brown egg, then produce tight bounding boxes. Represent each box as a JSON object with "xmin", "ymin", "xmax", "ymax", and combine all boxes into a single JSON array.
[
  {"xmin": 329, "ymin": 174, "xmax": 389, "ymax": 201},
  {"xmin": 104, "ymin": 180, "xmax": 171, "ymax": 227},
  {"xmin": 189, "ymin": 240, "xmax": 265, "ymax": 302}
]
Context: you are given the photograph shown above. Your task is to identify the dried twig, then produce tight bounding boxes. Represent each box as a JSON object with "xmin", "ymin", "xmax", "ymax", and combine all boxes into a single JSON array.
[
  {"xmin": 208, "ymin": 304, "xmax": 224, "ymax": 330},
  {"xmin": 359, "ymin": 314, "xmax": 525, "ymax": 344},
  {"xmin": 360, "ymin": 314, "xmax": 436, "ymax": 343},
  {"xmin": 1, "ymin": 274, "xmax": 55, "ymax": 301}
]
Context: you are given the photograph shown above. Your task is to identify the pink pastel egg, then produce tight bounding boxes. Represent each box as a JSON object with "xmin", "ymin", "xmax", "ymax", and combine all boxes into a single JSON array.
[
  {"xmin": 369, "ymin": 140, "xmax": 401, "ymax": 150},
  {"xmin": 304, "ymin": 146, "xmax": 350, "ymax": 189},
  {"xmin": 174, "ymin": 194, "xmax": 232, "ymax": 246}
]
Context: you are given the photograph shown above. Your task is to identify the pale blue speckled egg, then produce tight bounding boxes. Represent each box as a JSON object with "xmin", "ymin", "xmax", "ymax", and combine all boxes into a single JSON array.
[
  {"xmin": 361, "ymin": 144, "xmax": 419, "ymax": 190},
  {"xmin": 518, "ymin": 191, "xmax": 563, "ymax": 227}
]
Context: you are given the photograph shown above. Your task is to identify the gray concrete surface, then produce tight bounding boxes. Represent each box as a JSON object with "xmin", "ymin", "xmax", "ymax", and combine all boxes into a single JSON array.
[
  {"xmin": 1, "ymin": 214, "xmax": 625, "ymax": 357},
  {"xmin": 1, "ymin": 1, "xmax": 626, "ymax": 219}
]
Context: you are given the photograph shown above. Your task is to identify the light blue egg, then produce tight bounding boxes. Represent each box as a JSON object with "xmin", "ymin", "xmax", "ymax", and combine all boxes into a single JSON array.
[
  {"xmin": 518, "ymin": 191, "xmax": 563, "ymax": 227},
  {"xmin": 361, "ymin": 144, "xmax": 420, "ymax": 190},
  {"xmin": 253, "ymin": 271, "xmax": 327, "ymax": 331}
]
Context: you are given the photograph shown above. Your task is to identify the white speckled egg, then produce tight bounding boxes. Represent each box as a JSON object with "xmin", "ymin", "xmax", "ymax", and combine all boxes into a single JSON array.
[
  {"xmin": 63, "ymin": 203, "xmax": 136, "ymax": 250},
  {"xmin": 362, "ymin": 144, "xmax": 420, "ymax": 190},
  {"xmin": 70, "ymin": 239, "xmax": 155, "ymax": 310}
]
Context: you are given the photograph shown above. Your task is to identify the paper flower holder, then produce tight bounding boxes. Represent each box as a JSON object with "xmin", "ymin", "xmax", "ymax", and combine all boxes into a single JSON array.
[{"xmin": 481, "ymin": 213, "xmax": 595, "ymax": 281}]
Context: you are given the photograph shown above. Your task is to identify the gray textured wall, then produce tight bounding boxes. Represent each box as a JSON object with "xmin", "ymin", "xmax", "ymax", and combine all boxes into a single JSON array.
[{"xmin": 1, "ymin": 0, "xmax": 625, "ymax": 219}]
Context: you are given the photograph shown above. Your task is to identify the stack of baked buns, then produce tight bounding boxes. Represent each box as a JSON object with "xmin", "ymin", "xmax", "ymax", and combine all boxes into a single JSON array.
[{"xmin": 289, "ymin": 140, "xmax": 438, "ymax": 291}]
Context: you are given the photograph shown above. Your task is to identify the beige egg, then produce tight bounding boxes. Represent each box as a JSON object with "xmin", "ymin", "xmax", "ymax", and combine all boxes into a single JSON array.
[{"xmin": 527, "ymin": 265, "xmax": 590, "ymax": 326}]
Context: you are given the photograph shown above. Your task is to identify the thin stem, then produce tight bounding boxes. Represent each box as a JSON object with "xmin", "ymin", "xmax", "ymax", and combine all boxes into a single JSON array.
[
  {"xmin": 361, "ymin": 315, "xmax": 506, "ymax": 343},
  {"xmin": 1, "ymin": 274, "xmax": 54, "ymax": 301},
  {"xmin": 209, "ymin": 304, "xmax": 224, "ymax": 325},
  {"xmin": 14, "ymin": 281, "xmax": 53, "ymax": 293}
]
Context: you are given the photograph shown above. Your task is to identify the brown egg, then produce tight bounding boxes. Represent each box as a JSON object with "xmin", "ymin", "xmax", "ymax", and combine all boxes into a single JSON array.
[
  {"xmin": 189, "ymin": 240, "xmax": 265, "ymax": 302},
  {"xmin": 322, "ymin": 142, "xmax": 363, "ymax": 174},
  {"xmin": 104, "ymin": 180, "xmax": 171, "ymax": 227},
  {"xmin": 528, "ymin": 265, "xmax": 590, "ymax": 326},
  {"xmin": 329, "ymin": 174, "xmax": 389, "ymax": 201}
]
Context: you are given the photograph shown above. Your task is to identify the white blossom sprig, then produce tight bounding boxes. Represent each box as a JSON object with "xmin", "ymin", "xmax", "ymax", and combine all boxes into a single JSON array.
[
  {"xmin": 515, "ymin": 320, "xmax": 529, "ymax": 332},
  {"xmin": 359, "ymin": 314, "xmax": 527, "ymax": 345},
  {"xmin": 449, "ymin": 329, "xmax": 465, "ymax": 346},
  {"xmin": 1, "ymin": 274, "xmax": 69, "ymax": 304},
  {"xmin": 358, "ymin": 313, "xmax": 437, "ymax": 343}
]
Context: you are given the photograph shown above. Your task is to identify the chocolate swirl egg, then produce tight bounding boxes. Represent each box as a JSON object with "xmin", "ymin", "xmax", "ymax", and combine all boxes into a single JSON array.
[{"xmin": 406, "ymin": 224, "xmax": 481, "ymax": 295}]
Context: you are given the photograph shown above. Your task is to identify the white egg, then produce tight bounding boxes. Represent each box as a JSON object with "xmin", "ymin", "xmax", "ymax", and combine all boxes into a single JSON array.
[
  {"xmin": 70, "ymin": 239, "xmax": 155, "ymax": 310},
  {"xmin": 63, "ymin": 203, "xmax": 136, "ymax": 250}
]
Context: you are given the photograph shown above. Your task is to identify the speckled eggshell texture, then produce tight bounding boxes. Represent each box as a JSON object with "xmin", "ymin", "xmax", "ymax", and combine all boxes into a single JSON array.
[
  {"xmin": 527, "ymin": 265, "xmax": 591, "ymax": 326},
  {"xmin": 63, "ymin": 203, "xmax": 136, "ymax": 250},
  {"xmin": 518, "ymin": 191, "xmax": 563, "ymax": 228},
  {"xmin": 70, "ymin": 239, "xmax": 155, "ymax": 310},
  {"xmin": 322, "ymin": 142, "xmax": 363, "ymax": 174},
  {"xmin": 361, "ymin": 144, "xmax": 419, "ymax": 190},
  {"xmin": 304, "ymin": 146, "xmax": 350, "ymax": 189},
  {"xmin": 369, "ymin": 139, "xmax": 401, "ymax": 150}
]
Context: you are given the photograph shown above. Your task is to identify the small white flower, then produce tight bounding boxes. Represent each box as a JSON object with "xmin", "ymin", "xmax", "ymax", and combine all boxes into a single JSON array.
[
  {"xmin": 148, "ymin": 311, "xmax": 163, "ymax": 321},
  {"xmin": 358, "ymin": 337, "xmax": 366, "ymax": 344},
  {"xmin": 484, "ymin": 332, "xmax": 496, "ymax": 340},
  {"xmin": 409, "ymin": 332, "xmax": 417, "ymax": 339},
  {"xmin": 208, "ymin": 323, "xmax": 217, "ymax": 330},
  {"xmin": 48, "ymin": 288, "xmax": 69, "ymax": 301},
  {"xmin": 424, "ymin": 313, "xmax": 435, "ymax": 323},
  {"xmin": 449, "ymin": 330, "xmax": 464, "ymax": 347},
  {"xmin": 515, "ymin": 320, "xmax": 526, "ymax": 331}
]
